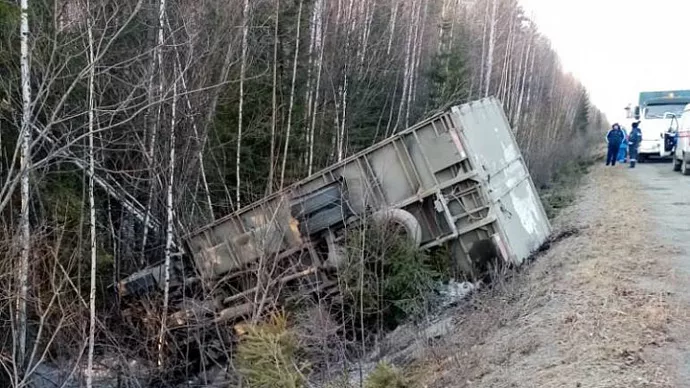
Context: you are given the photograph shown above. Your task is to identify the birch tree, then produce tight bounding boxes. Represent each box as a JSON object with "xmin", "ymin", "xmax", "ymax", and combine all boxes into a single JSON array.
[
  {"xmin": 267, "ymin": 0, "xmax": 280, "ymax": 193},
  {"xmin": 484, "ymin": 0, "xmax": 498, "ymax": 97},
  {"xmin": 158, "ymin": 66, "xmax": 177, "ymax": 368},
  {"xmin": 279, "ymin": 0, "xmax": 303, "ymax": 189},
  {"xmin": 308, "ymin": 0, "xmax": 326, "ymax": 176},
  {"xmin": 16, "ymin": 0, "xmax": 31, "ymax": 371},
  {"xmin": 237, "ymin": 0, "xmax": 250, "ymax": 208},
  {"xmin": 86, "ymin": 0, "xmax": 97, "ymax": 385}
]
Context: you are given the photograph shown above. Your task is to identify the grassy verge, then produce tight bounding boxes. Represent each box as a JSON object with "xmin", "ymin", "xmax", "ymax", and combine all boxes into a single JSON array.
[{"xmin": 539, "ymin": 158, "xmax": 595, "ymax": 219}]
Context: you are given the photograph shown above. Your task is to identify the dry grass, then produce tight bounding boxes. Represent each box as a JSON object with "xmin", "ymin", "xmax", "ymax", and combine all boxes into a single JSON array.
[{"xmin": 410, "ymin": 166, "xmax": 689, "ymax": 388}]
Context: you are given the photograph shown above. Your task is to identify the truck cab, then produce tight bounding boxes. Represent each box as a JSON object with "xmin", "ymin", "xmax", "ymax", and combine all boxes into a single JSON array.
[
  {"xmin": 672, "ymin": 103, "xmax": 690, "ymax": 174},
  {"xmin": 627, "ymin": 91, "xmax": 690, "ymax": 161}
]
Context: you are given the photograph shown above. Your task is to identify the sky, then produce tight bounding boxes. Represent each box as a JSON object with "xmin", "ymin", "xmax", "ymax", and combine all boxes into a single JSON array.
[{"xmin": 519, "ymin": 0, "xmax": 690, "ymax": 125}]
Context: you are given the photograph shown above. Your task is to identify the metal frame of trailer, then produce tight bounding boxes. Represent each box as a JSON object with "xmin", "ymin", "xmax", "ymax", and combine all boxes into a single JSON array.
[
  {"xmin": 115, "ymin": 97, "xmax": 551, "ymax": 329},
  {"xmin": 170, "ymin": 97, "xmax": 552, "ymax": 323}
]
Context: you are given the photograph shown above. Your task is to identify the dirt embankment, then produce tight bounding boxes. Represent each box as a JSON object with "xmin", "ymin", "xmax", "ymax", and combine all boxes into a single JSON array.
[{"xmin": 409, "ymin": 166, "xmax": 690, "ymax": 387}]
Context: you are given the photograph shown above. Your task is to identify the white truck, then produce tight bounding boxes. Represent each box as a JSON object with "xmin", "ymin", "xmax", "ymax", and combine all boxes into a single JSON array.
[
  {"xmin": 625, "ymin": 90, "xmax": 690, "ymax": 162},
  {"xmin": 672, "ymin": 103, "xmax": 690, "ymax": 174}
]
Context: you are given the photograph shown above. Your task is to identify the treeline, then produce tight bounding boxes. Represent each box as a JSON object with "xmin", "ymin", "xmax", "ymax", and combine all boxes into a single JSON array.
[{"xmin": 0, "ymin": 0, "xmax": 605, "ymax": 385}]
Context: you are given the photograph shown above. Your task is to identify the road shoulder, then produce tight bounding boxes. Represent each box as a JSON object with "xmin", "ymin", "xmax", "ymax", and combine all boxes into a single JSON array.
[{"xmin": 412, "ymin": 165, "xmax": 690, "ymax": 387}]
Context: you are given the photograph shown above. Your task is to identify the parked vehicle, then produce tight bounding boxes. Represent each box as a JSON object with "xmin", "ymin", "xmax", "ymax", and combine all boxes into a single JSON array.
[
  {"xmin": 117, "ymin": 97, "xmax": 552, "ymax": 328},
  {"xmin": 672, "ymin": 103, "xmax": 690, "ymax": 174},
  {"xmin": 626, "ymin": 90, "xmax": 690, "ymax": 161}
]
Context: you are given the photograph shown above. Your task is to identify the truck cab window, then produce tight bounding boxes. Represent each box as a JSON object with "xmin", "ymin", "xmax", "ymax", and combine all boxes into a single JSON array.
[{"xmin": 644, "ymin": 104, "xmax": 686, "ymax": 119}]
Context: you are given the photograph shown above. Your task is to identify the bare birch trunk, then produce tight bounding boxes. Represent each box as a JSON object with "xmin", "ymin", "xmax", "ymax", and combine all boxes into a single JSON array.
[
  {"xmin": 86, "ymin": 3, "xmax": 97, "ymax": 386},
  {"xmin": 478, "ymin": 0, "xmax": 489, "ymax": 97},
  {"xmin": 405, "ymin": 0, "xmax": 421, "ymax": 127},
  {"xmin": 387, "ymin": 0, "xmax": 398, "ymax": 56},
  {"xmin": 337, "ymin": 78, "xmax": 348, "ymax": 162},
  {"xmin": 158, "ymin": 66, "xmax": 177, "ymax": 369},
  {"xmin": 508, "ymin": 26, "xmax": 527, "ymax": 118},
  {"xmin": 438, "ymin": 0, "xmax": 448, "ymax": 52},
  {"xmin": 498, "ymin": 11, "xmax": 514, "ymax": 104},
  {"xmin": 303, "ymin": 0, "xmax": 319, "ymax": 168},
  {"xmin": 237, "ymin": 0, "xmax": 250, "ymax": 208},
  {"xmin": 17, "ymin": 0, "xmax": 31, "ymax": 370},
  {"xmin": 279, "ymin": 0, "xmax": 304, "ymax": 190},
  {"xmin": 358, "ymin": 0, "xmax": 373, "ymax": 71},
  {"xmin": 337, "ymin": 0, "xmax": 355, "ymax": 161},
  {"xmin": 308, "ymin": 0, "xmax": 325, "ymax": 176},
  {"xmin": 514, "ymin": 35, "xmax": 532, "ymax": 131},
  {"xmin": 267, "ymin": 0, "xmax": 280, "ymax": 194},
  {"xmin": 410, "ymin": 0, "xmax": 427, "ymax": 107},
  {"xmin": 394, "ymin": 0, "xmax": 415, "ymax": 132},
  {"xmin": 484, "ymin": 0, "xmax": 498, "ymax": 97},
  {"xmin": 447, "ymin": 0, "xmax": 459, "ymax": 56}
]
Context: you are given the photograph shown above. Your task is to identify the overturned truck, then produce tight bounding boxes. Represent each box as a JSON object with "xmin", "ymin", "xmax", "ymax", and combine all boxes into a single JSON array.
[{"xmin": 118, "ymin": 97, "xmax": 551, "ymax": 328}]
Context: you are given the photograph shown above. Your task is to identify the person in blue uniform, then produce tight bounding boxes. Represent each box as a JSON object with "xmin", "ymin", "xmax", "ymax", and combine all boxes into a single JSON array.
[
  {"xmin": 606, "ymin": 123, "xmax": 625, "ymax": 166},
  {"xmin": 627, "ymin": 121, "xmax": 642, "ymax": 168}
]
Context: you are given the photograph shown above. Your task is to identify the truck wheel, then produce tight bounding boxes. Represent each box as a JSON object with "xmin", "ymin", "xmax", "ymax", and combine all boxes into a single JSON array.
[
  {"xmin": 371, "ymin": 208, "xmax": 422, "ymax": 247},
  {"xmin": 683, "ymin": 159, "xmax": 690, "ymax": 176},
  {"xmin": 674, "ymin": 157, "xmax": 682, "ymax": 172}
]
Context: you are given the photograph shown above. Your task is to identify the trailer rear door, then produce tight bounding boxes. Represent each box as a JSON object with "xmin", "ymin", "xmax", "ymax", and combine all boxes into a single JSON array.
[{"xmin": 452, "ymin": 98, "xmax": 551, "ymax": 264}]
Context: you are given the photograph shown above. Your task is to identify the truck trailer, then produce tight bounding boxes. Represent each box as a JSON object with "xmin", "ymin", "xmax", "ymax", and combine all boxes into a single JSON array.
[{"xmin": 117, "ymin": 97, "xmax": 552, "ymax": 330}]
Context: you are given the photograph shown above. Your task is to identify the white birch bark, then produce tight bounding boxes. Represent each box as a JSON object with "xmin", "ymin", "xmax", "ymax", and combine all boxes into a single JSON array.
[
  {"xmin": 438, "ymin": 0, "xmax": 448, "ymax": 52},
  {"xmin": 86, "ymin": 1, "xmax": 97, "ymax": 385},
  {"xmin": 514, "ymin": 34, "xmax": 532, "ymax": 130},
  {"xmin": 478, "ymin": 0, "xmax": 488, "ymax": 96},
  {"xmin": 410, "ymin": 0, "xmax": 427, "ymax": 107},
  {"xmin": 158, "ymin": 66, "xmax": 177, "ymax": 369},
  {"xmin": 17, "ymin": 0, "xmax": 31, "ymax": 370},
  {"xmin": 308, "ymin": 0, "xmax": 325, "ymax": 176},
  {"xmin": 484, "ymin": 0, "xmax": 498, "ymax": 97},
  {"xmin": 405, "ymin": 0, "xmax": 421, "ymax": 127},
  {"xmin": 386, "ymin": 0, "xmax": 398, "ymax": 56},
  {"xmin": 279, "ymin": 0, "xmax": 303, "ymax": 190},
  {"xmin": 394, "ymin": 0, "xmax": 415, "ymax": 132},
  {"xmin": 267, "ymin": 0, "xmax": 280, "ymax": 193},
  {"xmin": 16, "ymin": 0, "xmax": 31, "ymax": 368},
  {"xmin": 337, "ymin": 78, "xmax": 348, "ymax": 162},
  {"xmin": 337, "ymin": 0, "xmax": 355, "ymax": 161},
  {"xmin": 237, "ymin": 0, "xmax": 250, "ymax": 209},
  {"xmin": 303, "ymin": 0, "xmax": 318, "ymax": 168},
  {"xmin": 358, "ymin": 0, "xmax": 373, "ymax": 71}
]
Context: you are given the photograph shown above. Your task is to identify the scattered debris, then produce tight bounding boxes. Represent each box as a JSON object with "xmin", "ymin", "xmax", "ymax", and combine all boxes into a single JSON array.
[{"xmin": 439, "ymin": 280, "xmax": 481, "ymax": 308}]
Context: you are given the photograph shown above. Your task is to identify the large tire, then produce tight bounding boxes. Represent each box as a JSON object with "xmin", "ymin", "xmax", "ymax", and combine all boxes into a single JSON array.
[
  {"xmin": 682, "ymin": 158, "xmax": 690, "ymax": 176},
  {"xmin": 370, "ymin": 208, "xmax": 422, "ymax": 247},
  {"xmin": 674, "ymin": 157, "xmax": 682, "ymax": 172}
]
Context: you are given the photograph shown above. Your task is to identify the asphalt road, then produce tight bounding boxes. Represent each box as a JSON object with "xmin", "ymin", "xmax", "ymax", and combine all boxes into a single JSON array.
[
  {"xmin": 627, "ymin": 160, "xmax": 690, "ymax": 383},
  {"xmin": 630, "ymin": 160, "xmax": 690, "ymax": 275}
]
